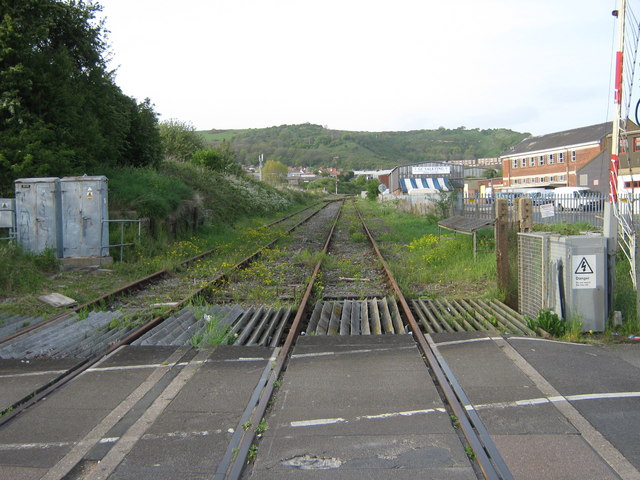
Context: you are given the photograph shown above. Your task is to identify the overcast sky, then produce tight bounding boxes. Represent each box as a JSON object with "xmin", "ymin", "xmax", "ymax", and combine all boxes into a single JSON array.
[{"xmin": 98, "ymin": 0, "xmax": 623, "ymax": 136}]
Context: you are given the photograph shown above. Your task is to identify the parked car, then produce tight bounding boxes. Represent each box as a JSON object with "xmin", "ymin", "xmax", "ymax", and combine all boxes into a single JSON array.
[
  {"xmin": 553, "ymin": 187, "xmax": 604, "ymax": 211},
  {"xmin": 524, "ymin": 190, "xmax": 555, "ymax": 206}
]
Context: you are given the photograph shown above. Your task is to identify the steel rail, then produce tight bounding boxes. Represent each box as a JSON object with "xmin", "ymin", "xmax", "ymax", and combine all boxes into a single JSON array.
[
  {"xmin": 0, "ymin": 202, "xmax": 329, "ymax": 347},
  {"xmin": 0, "ymin": 202, "xmax": 335, "ymax": 427},
  {"xmin": 354, "ymin": 204, "xmax": 513, "ymax": 480},
  {"xmin": 218, "ymin": 200, "xmax": 344, "ymax": 480}
]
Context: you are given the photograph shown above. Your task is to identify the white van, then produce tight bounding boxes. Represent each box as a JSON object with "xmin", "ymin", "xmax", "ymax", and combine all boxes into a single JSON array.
[{"xmin": 553, "ymin": 187, "xmax": 603, "ymax": 211}]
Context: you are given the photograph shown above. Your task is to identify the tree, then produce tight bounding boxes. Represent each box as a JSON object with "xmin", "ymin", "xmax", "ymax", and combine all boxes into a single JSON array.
[
  {"xmin": 365, "ymin": 180, "xmax": 381, "ymax": 200},
  {"xmin": 338, "ymin": 171, "xmax": 355, "ymax": 182},
  {"xmin": 191, "ymin": 144, "xmax": 242, "ymax": 175},
  {"xmin": 0, "ymin": 0, "xmax": 162, "ymax": 195},
  {"xmin": 122, "ymin": 98, "xmax": 163, "ymax": 168},
  {"xmin": 159, "ymin": 119, "xmax": 205, "ymax": 162},
  {"xmin": 483, "ymin": 168, "xmax": 500, "ymax": 179},
  {"xmin": 261, "ymin": 159, "xmax": 288, "ymax": 185}
]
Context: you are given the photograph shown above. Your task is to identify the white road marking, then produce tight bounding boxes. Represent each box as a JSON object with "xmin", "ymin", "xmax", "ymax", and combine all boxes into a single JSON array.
[
  {"xmin": 290, "ymin": 418, "xmax": 346, "ymax": 427},
  {"xmin": 289, "ymin": 407, "xmax": 447, "ymax": 428},
  {"xmin": 0, "ymin": 370, "xmax": 67, "ymax": 379},
  {"xmin": 361, "ymin": 408, "xmax": 446, "ymax": 419},
  {"xmin": 435, "ymin": 337, "xmax": 501, "ymax": 347}
]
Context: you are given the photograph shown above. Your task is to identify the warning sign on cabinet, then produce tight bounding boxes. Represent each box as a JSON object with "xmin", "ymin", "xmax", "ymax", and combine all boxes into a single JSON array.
[{"xmin": 572, "ymin": 255, "xmax": 596, "ymax": 289}]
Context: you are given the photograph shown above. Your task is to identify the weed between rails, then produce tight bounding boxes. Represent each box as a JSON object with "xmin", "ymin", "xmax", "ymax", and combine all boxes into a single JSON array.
[{"xmin": 189, "ymin": 307, "xmax": 233, "ymax": 347}]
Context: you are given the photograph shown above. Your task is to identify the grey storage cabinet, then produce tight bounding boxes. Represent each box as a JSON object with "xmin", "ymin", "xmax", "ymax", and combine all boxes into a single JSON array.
[
  {"xmin": 60, "ymin": 176, "xmax": 109, "ymax": 258},
  {"xmin": 14, "ymin": 177, "xmax": 63, "ymax": 256}
]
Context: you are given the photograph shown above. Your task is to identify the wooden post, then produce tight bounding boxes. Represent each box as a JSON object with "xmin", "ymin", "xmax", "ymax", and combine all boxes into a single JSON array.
[
  {"xmin": 495, "ymin": 198, "xmax": 509, "ymax": 293},
  {"xmin": 518, "ymin": 197, "xmax": 533, "ymax": 233},
  {"xmin": 473, "ymin": 230, "xmax": 477, "ymax": 261}
]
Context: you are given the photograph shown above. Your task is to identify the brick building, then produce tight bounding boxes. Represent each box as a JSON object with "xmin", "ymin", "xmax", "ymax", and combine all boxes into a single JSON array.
[{"xmin": 500, "ymin": 123, "xmax": 607, "ymax": 191}]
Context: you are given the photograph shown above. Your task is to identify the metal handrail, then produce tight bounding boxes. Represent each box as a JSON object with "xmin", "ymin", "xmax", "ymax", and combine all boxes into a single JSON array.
[{"xmin": 100, "ymin": 218, "xmax": 143, "ymax": 262}]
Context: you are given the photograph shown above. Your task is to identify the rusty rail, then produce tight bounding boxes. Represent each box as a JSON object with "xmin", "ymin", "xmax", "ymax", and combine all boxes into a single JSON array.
[
  {"xmin": 354, "ymin": 203, "xmax": 513, "ymax": 480},
  {"xmin": 216, "ymin": 200, "xmax": 344, "ymax": 480}
]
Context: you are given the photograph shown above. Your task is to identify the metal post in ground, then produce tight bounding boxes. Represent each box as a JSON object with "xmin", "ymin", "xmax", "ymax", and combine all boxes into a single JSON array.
[
  {"xmin": 495, "ymin": 198, "xmax": 509, "ymax": 294},
  {"xmin": 603, "ymin": 202, "xmax": 618, "ymax": 325}
]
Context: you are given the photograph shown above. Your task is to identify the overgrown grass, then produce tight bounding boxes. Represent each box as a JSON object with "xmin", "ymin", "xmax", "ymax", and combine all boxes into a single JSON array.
[
  {"xmin": 0, "ymin": 244, "xmax": 59, "ymax": 294},
  {"xmin": 104, "ymin": 166, "xmax": 193, "ymax": 219},
  {"xmin": 533, "ymin": 222, "xmax": 598, "ymax": 235},
  {"xmin": 613, "ymin": 251, "xmax": 640, "ymax": 335},
  {"xmin": 159, "ymin": 160, "xmax": 310, "ymax": 224},
  {"xmin": 356, "ymin": 200, "xmax": 501, "ymax": 300}
]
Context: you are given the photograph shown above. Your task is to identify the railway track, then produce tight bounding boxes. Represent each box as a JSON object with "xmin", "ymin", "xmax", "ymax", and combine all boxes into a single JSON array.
[
  {"xmin": 0, "ymin": 201, "xmax": 338, "ymax": 423},
  {"xmin": 216, "ymin": 199, "xmax": 522, "ymax": 479},
  {"xmin": 0, "ymin": 201, "xmax": 329, "ymax": 349},
  {"xmin": 0, "ymin": 198, "xmax": 565, "ymax": 480}
]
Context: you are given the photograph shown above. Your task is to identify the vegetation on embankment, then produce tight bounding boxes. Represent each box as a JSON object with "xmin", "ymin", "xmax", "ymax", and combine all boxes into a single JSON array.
[
  {"xmin": 103, "ymin": 160, "xmax": 308, "ymax": 229},
  {"xmin": 200, "ymin": 123, "xmax": 529, "ymax": 171}
]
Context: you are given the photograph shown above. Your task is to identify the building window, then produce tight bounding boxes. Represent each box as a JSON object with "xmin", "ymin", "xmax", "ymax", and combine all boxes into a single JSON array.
[
  {"xmin": 512, "ymin": 159, "xmax": 518, "ymax": 168},
  {"xmin": 548, "ymin": 153, "xmax": 555, "ymax": 165},
  {"xmin": 529, "ymin": 157, "xmax": 535, "ymax": 167},
  {"xmin": 634, "ymin": 137, "xmax": 640, "ymax": 152},
  {"xmin": 558, "ymin": 152, "xmax": 564, "ymax": 163},
  {"xmin": 539, "ymin": 156, "xmax": 544, "ymax": 166},
  {"xmin": 620, "ymin": 139, "xmax": 627, "ymax": 153},
  {"xmin": 571, "ymin": 150, "xmax": 576, "ymax": 162},
  {"xmin": 521, "ymin": 157, "xmax": 527, "ymax": 167},
  {"xmin": 559, "ymin": 175, "xmax": 566, "ymax": 181}
]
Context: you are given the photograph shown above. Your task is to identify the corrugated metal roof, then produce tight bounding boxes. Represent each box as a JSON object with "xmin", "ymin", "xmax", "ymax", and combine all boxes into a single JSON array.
[{"xmin": 502, "ymin": 122, "xmax": 610, "ymax": 156}]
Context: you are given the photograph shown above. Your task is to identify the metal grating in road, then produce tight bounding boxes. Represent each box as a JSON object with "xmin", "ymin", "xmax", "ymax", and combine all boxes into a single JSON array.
[
  {"xmin": 306, "ymin": 297, "xmax": 405, "ymax": 335},
  {"xmin": 132, "ymin": 304, "xmax": 293, "ymax": 348},
  {"xmin": 0, "ymin": 311, "xmax": 130, "ymax": 359},
  {"xmin": 0, "ymin": 313, "xmax": 45, "ymax": 339},
  {"xmin": 411, "ymin": 298, "xmax": 536, "ymax": 336}
]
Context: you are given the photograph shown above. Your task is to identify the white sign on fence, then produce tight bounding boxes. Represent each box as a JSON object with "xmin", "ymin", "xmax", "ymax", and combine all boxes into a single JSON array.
[
  {"xmin": 572, "ymin": 255, "xmax": 596, "ymax": 289},
  {"xmin": 540, "ymin": 203, "xmax": 555, "ymax": 218},
  {"xmin": 411, "ymin": 165, "xmax": 451, "ymax": 175}
]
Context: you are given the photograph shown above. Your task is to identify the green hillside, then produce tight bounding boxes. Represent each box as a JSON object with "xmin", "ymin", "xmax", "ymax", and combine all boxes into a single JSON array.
[{"xmin": 199, "ymin": 124, "xmax": 529, "ymax": 170}]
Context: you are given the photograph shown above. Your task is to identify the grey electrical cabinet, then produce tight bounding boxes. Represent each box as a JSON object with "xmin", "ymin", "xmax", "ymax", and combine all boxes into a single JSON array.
[
  {"xmin": 60, "ymin": 176, "xmax": 109, "ymax": 258},
  {"xmin": 14, "ymin": 178, "xmax": 63, "ymax": 256},
  {"xmin": 0, "ymin": 199, "xmax": 15, "ymax": 229},
  {"xmin": 518, "ymin": 232, "xmax": 608, "ymax": 332},
  {"xmin": 548, "ymin": 235, "xmax": 608, "ymax": 332}
]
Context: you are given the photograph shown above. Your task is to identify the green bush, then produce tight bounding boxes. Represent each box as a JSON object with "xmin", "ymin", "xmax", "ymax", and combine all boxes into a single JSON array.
[{"xmin": 527, "ymin": 309, "xmax": 566, "ymax": 337}]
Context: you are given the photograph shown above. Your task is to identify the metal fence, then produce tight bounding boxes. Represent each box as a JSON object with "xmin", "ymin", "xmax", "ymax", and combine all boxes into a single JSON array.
[
  {"xmin": 518, "ymin": 233, "xmax": 548, "ymax": 319},
  {"xmin": 455, "ymin": 193, "xmax": 608, "ymax": 228}
]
